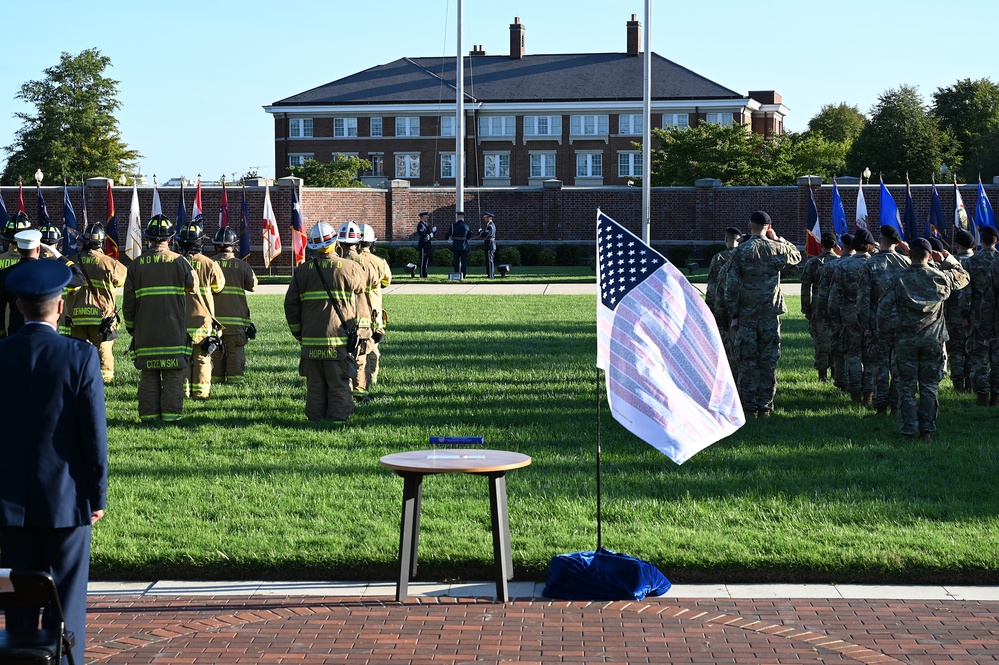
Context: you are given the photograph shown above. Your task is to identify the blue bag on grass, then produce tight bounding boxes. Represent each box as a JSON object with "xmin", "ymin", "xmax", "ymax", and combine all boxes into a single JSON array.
[{"xmin": 543, "ymin": 547, "xmax": 671, "ymax": 601}]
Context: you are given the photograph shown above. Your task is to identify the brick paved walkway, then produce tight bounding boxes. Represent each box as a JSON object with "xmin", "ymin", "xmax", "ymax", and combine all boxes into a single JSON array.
[{"xmin": 84, "ymin": 592, "xmax": 999, "ymax": 664}]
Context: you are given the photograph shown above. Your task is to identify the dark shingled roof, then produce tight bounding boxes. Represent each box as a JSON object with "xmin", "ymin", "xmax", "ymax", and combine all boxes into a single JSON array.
[{"xmin": 272, "ymin": 53, "xmax": 743, "ymax": 106}]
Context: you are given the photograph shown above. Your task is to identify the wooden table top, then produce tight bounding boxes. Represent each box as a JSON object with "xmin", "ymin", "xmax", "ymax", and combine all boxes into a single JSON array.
[{"xmin": 379, "ymin": 449, "xmax": 533, "ymax": 474}]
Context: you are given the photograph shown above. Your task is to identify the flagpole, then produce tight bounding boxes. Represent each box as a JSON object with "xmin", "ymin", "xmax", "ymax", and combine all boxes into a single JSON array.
[
  {"xmin": 595, "ymin": 367, "xmax": 603, "ymax": 552},
  {"xmin": 641, "ymin": 0, "xmax": 652, "ymax": 244},
  {"xmin": 455, "ymin": 0, "xmax": 465, "ymax": 216}
]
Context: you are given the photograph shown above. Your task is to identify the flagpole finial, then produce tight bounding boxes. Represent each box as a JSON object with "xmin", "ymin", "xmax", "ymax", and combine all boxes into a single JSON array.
[{"xmin": 221, "ymin": 174, "xmax": 226, "ymax": 185}]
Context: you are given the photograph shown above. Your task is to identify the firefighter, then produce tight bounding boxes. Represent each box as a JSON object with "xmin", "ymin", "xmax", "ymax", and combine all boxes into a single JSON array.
[
  {"xmin": 357, "ymin": 223, "xmax": 392, "ymax": 388},
  {"xmin": 67, "ymin": 223, "xmax": 127, "ymax": 383},
  {"xmin": 122, "ymin": 215, "xmax": 199, "ymax": 422},
  {"xmin": 175, "ymin": 219, "xmax": 225, "ymax": 399},
  {"xmin": 335, "ymin": 221, "xmax": 377, "ymax": 400},
  {"xmin": 210, "ymin": 227, "xmax": 258, "ymax": 384},
  {"xmin": 284, "ymin": 222, "xmax": 368, "ymax": 421}
]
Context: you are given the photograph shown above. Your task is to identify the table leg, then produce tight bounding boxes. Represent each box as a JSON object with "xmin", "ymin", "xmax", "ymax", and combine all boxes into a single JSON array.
[
  {"xmin": 396, "ymin": 472, "xmax": 423, "ymax": 602},
  {"xmin": 488, "ymin": 472, "xmax": 512, "ymax": 601}
]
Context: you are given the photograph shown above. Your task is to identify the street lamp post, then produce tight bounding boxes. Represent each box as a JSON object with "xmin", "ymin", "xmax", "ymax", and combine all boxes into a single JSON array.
[
  {"xmin": 862, "ymin": 167, "xmax": 871, "ymax": 184},
  {"xmin": 34, "ymin": 169, "xmax": 43, "ymax": 185}
]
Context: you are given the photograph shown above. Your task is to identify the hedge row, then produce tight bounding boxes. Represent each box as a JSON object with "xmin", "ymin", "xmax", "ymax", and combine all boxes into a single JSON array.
[{"xmin": 376, "ymin": 242, "xmax": 590, "ymax": 269}]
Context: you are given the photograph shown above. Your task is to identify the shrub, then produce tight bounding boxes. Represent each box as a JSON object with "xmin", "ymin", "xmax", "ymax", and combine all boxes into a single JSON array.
[
  {"xmin": 700, "ymin": 243, "xmax": 727, "ymax": 262},
  {"xmin": 496, "ymin": 246, "xmax": 521, "ymax": 266},
  {"xmin": 469, "ymin": 249, "xmax": 486, "ymax": 266},
  {"xmin": 518, "ymin": 243, "xmax": 542, "ymax": 265},
  {"xmin": 433, "ymin": 247, "xmax": 454, "ymax": 267},
  {"xmin": 555, "ymin": 244, "xmax": 580, "ymax": 266},
  {"xmin": 537, "ymin": 248, "xmax": 556, "ymax": 266},
  {"xmin": 394, "ymin": 246, "xmax": 418, "ymax": 268},
  {"xmin": 666, "ymin": 245, "xmax": 692, "ymax": 269},
  {"xmin": 373, "ymin": 246, "xmax": 391, "ymax": 263}
]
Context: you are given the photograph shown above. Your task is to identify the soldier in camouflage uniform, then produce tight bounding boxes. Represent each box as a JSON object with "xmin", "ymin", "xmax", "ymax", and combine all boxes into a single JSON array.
[
  {"xmin": 969, "ymin": 226, "xmax": 999, "ymax": 404},
  {"xmin": 816, "ymin": 233, "xmax": 853, "ymax": 390},
  {"xmin": 705, "ymin": 227, "xmax": 740, "ymax": 366},
  {"xmin": 723, "ymin": 211, "xmax": 801, "ymax": 417},
  {"xmin": 944, "ymin": 231, "xmax": 975, "ymax": 393},
  {"xmin": 800, "ymin": 232, "xmax": 839, "ymax": 380},
  {"xmin": 858, "ymin": 225, "xmax": 911, "ymax": 415},
  {"xmin": 877, "ymin": 238, "xmax": 969, "ymax": 440},
  {"xmin": 828, "ymin": 229, "xmax": 876, "ymax": 404}
]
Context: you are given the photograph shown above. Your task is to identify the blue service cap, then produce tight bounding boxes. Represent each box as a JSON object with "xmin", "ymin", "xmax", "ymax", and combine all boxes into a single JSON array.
[
  {"xmin": 483, "ymin": 211, "xmax": 494, "ymax": 218},
  {"xmin": 5, "ymin": 258, "xmax": 72, "ymax": 302}
]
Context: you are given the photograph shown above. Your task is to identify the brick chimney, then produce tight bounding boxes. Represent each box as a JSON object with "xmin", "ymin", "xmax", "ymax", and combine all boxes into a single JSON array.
[
  {"xmin": 510, "ymin": 17, "xmax": 525, "ymax": 59},
  {"xmin": 470, "ymin": 45, "xmax": 487, "ymax": 56},
  {"xmin": 627, "ymin": 14, "xmax": 641, "ymax": 56}
]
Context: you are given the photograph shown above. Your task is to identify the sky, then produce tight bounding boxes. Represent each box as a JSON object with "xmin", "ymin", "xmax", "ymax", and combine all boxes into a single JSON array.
[{"xmin": 2, "ymin": 0, "xmax": 997, "ymax": 183}]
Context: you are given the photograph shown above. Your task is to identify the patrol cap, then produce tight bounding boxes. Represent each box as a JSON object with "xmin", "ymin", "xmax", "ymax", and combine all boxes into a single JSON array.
[
  {"xmin": 852, "ymin": 228, "xmax": 876, "ymax": 250},
  {"xmin": 14, "ymin": 229, "xmax": 42, "ymax": 250},
  {"xmin": 981, "ymin": 226, "xmax": 999, "ymax": 241},
  {"xmin": 927, "ymin": 236, "xmax": 944, "ymax": 252},
  {"xmin": 955, "ymin": 230, "xmax": 975, "ymax": 248},
  {"xmin": 879, "ymin": 225, "xmax": 901, "ymax": 243},
  {"xmin": 911, "ymin": 238, "xmax": 932, "ymax": 253},
  {"xmin": 5, "ymin": 257, "xmax": 72, "ymax": 302},
  {"xmin": 749, "ymin": 210, "xmax": 772, "ymax": 226}
]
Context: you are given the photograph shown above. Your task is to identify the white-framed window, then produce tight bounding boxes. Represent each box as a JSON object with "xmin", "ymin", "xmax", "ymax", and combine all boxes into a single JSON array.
[
  {"xmin": 395, "ymin": 116, "xmax": 420, "ymax": 136},
  {"xmin": 570, "ymin": 115, "xmax": 609, "ymax": 137},
  {"xmin": 369, "ymin": 153, "xmax": 384, "ymax": 176},
  {"xmin": 484, "ymin": 153, "xmax": 510, "ymax": 178},
  {"xmin": 289, "ymin": 153, "xmax": 313, "ymax": 167},
  {"xmin": 479, "ymin": 116, "xmax": 516, "ymax": 137},
  {"xmin": 333, "ymin": 117, "xmax": 358, "ymax": 137},
  {"xmin": 441, "ymin": 153, "xmax": 455, "ymax": 178},
  {"xmin": 524, "ymin": 115, "xmax": 562, "ymax": 137},
  {"xmin": 576, "ymin": 152, "xmax": 603, "ymax": 178},
  {"xmin": 705, "ymin": 112, "xmax": 734, "ymax": 127},
  {"xmin": 618, "ymin": 114, "xmax": 643, "ymax": 135},
  {"xmin": 289, "ymin": 118, "xmax": 313, "ymax": 138},
  {"xmin": 663, "ymin": 113, "xmax": 689, "ymax": 129},
  {"xmin": 440, "ymin": 116, "xmax": 455, "ymax": 137},
  {"xmin": 529, "ymin": 152, "xmax": 557, "ymax": 178},
  {"xmin": 395, "ymin": 153, "xmax": 420, "ymax": 178},
  {"xmin": 618, "ymin": 152, "xmax": 643, "ymax": 177},
  {"xmin": 369, "ymin": 117, "xmax": 382, "ymax": 137}
]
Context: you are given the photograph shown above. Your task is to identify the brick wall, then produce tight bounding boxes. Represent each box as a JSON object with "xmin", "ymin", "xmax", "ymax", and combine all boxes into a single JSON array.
[{"xmin": 4, "ymin": 179, "xmax": 996, "ymax": 272}]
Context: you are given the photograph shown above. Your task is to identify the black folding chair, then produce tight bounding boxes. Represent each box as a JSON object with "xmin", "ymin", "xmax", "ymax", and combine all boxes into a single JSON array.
[{"xmin": 0, "ymin": 569, "xmax": 75, "ymax": 665}]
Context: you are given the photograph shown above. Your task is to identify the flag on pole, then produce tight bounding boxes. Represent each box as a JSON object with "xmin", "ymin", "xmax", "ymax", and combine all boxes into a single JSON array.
[
  {"xmin": 124, "ymin": 180, "xmax": 143, "ymax": 260},
  {"xmin": 596, "ymin": 209, "xmax": 744, "ymax": 464},
  {"xmin": 903, "ymin": 177, "xmax": 917, "ymax": 244},
  {"xmin": 239, "ymin": 182, "xmax": 251, "ymax": 261},
  {"xmin": 36, "ymin": 181, "xmax": 51, "ymax": 229},
  {"xmin": 62, "ymin": 181, "xmax": 79, "ymax": 255},
  {"xmin": 17, "ymin": 181, "xmax": 26, "ymax": 215},
  {"xmin": 955, "ymin": 180, "xmax": 971, "ymax": 247},
  {"xmin": 976, "ymin": 177, "xmax": 996, "ymax": 232},
  {"xmin": 176, "ymin": 181, "xmax": 188, "ymax": 228},
  {"xmin": 104, "ymin": 180, "xmax": 120, "ymax": 259},
  {"xmin": 805, "ymin": 184, "xmax": 822, "ymax": 256},
  {"xmin": 927, "ymin": 179, "xmax": 948, "ymax": 248},
  {"xmin": 80, "ymin": 179, "xmax": 89, "ymax": 228},
  {"xmin": 879, "ymin": 178, "xmax": 903, "ymax": 239},
  {"xmin": 192, "ymin": 178, "xmax": 203, "ymax": 224},
  {"xmin": 150, "ymin": 180, "xmax": 162, "ymax": 219},
  {"xmin": 291, "ymin": 181, "xmax": 307, "ymax": 266},
  {"xmin": 219, "ymin": 179, "xmax": 230, "ymax": 229},
  {"xmin": 261, "ymin": 183, "xmax": 282, "ymax": 268},
  {"xmin": 831, "ymin": 178, "xmax": 847, "ymax": 240},
  {"xmin": 855, "ymin": 182, "xmax": 868, "ymax": 230},
  {"xmin": 0, "ymin": 189, "xmax": 8, "ymax": 228}
]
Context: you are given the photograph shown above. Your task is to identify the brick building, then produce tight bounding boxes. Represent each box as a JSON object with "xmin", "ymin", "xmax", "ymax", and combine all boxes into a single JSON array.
[{"xmin": 264, "ymin": 15, "xmax": 788, "ymax": 188}]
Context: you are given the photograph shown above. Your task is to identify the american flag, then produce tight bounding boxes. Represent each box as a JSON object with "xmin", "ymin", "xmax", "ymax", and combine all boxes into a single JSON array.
[{"xmin": 596, "ymin": 210, "xmax": 744, "ymax": 464}]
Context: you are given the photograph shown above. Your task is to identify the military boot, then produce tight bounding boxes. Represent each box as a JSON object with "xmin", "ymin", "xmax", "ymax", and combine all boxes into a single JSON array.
[
  {"xmin": 964, "ymin": 377, "xmax": 974, "ymax": 393},
  {"xmin": 850, "ymin": 392, "xmax": 862, "ymax": 403},
  {"xmin": 818, "ymin": 369, "xmax": 827, "ymax": 381},
  {"xmin": 862, "ymin": 391, "xmax": 874, "ymax": 407},
  {"xmin": 953, "ymin": 376, "xmax": 965, "ymax": 391},
  {"xmin": 977, "ymin": 393, "xmax": 990, "ymax": 407},
  {"xmin": 991, "ymin": 393, "xmax": 999, "ymax": 407},
  {"xmin": 875, "ymin": 405, "xmax": 888, "ymax": 416}
]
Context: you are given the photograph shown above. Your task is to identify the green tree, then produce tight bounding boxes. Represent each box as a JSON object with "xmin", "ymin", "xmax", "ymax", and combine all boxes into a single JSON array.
[
  {"xmin": 932, "ymin": 78, "xmax": 999, "ymax": 181},
  {"xmin": 1, "ymin": 48, "xmax": 140, "ymax": 185},
  {"xmin": 650, "ymin": 122, "xmax": 770, "ymax": 186},
  {"xmin": 286, "ymin": 156, "xmax": 371, "ymax": 187},
  {"xmin": 846, "ymin": 85, "xmax": 959, "ymax": 183},
  {"xmin": 806, "ymin": 103, "xmax": 867, "ymax": 144},
  {"xmin": 765, "ymin": 131, "xmax": 850, "ymax": 184}
]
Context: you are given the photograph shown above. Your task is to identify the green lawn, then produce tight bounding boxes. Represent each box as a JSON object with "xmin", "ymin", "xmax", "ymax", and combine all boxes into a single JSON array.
[
  {"xmin": 258, "ymin": 265, "xmax": 596, "ymax": 285},
  {"xmin": 96, "ymin": 294, "xmax": 999, "ymax": 584}
]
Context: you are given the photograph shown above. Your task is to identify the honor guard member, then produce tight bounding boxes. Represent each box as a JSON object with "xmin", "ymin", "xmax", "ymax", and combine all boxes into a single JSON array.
[
  {"xmin": 357, "ymin": 223, "xmax": 392, "ymax": 387},
  {"xmin": 479, "ymin": 212, "xmax": 497, "ymax": 278},
  {"xmin": 878, "ymin": 238, "xmax": 969, "ymax": 440},
  {"xmin": 176, "ymin": 220, "xmax": 225, "ymax": 399},
  {"xmin": 723, "ymin": 210, "xmax": 802, "ymax": 417},
  {"xmin": 801, "ymin": 232, "xmax": 840, "ymax": 380},
  {"xmin": 0, "ymin": 229, "xmax": 85, "ymax": 339},
  {"xmin": 944, "ymin": 230, "xmax": 975, "ymax": 393},
  {"xmin": 210, "ymin": 227, "xmax": 258, "ymax": 384},
  {"xmin": 122, "ymin": 215, "xmax": 199, "ymax": 422},
  {"xmin": 829, "ymin": 229, "xmax": 876, "ymax": 405},
  {"xmin": 416, "ymin": 212, "xmax": 435, "ymax": 278},
  {"xmin": 335, "ymin": 221, "xmax": 377, "ymax": 399},
  {"xmin": 67, "ymin": 222, "xmax": 127, "ymax": 383},
  {"xmin": 446, "ymin": 211, "xmax": 471, "ymax": 278},
  {"xmin": 284, "ymin": 222, "xmax": 368, "ymax": 421},
  {"xmin": 817, "ymin": 233, "xmax": 853, "ymax": 390},
  {"xmin": 964, "ymin": 226, "xmax": 999, "ymax": 403}
]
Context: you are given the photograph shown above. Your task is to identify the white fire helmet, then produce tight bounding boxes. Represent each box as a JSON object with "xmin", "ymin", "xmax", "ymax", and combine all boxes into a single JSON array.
[
  {"xmin": 359, "ymin": 223, "xmax": 376, "ymax": 244},
  {"xmin": 307, "ymin": 221, "xmax": 337, "ymax": 250},
  {"xmin": 337, "ymin": 221, "xmax": 361, "ymax": 245}
]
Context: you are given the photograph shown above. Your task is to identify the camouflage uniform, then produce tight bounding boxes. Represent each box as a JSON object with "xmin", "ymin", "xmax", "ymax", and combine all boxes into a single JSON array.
[
  {"xmin": 705, "ymin": 248, "xmax": 734, "ymax": 361},
  {"xmin": 814, "ymin": 255, "xmax": 845, "ymax": 389},
  {"xmin": 858, "ymin": 249, "xmax": 911, "ymax": 411},
  {"xmin": 963, "ymin": 247, "xmax": 999, "ymax": 400},
  {"xmin": 877, "ymin": 256, "xmax": 969, "ymax": 437},
  {"xmin": 800, "ymin": 249, "xmax": 838, "ymax": 376},
  {"xmin": 944, "ymin": 248, "xmax": 974, "ymax": 390},
  {"xmin": 723, "ymin": 234, "xmax": 801, "ymax": 415},
  {"xmin": 828, "ymin": 250, "xmax": 873, "ymax": 400}
]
